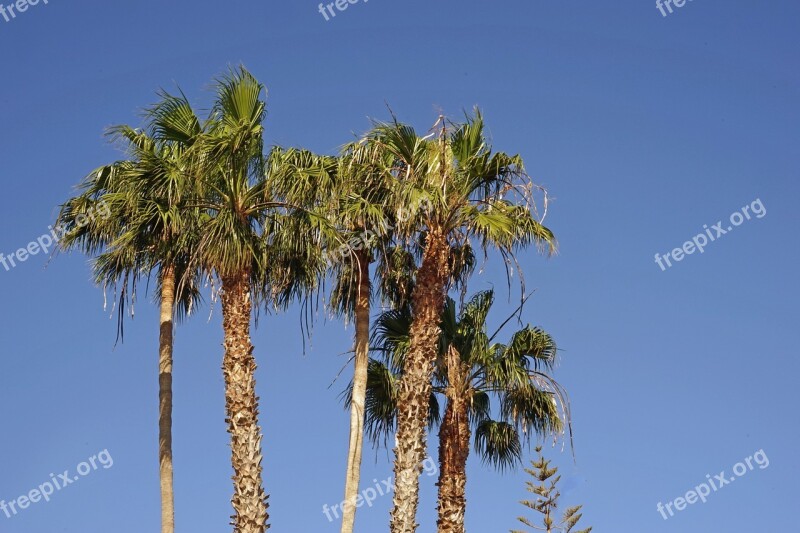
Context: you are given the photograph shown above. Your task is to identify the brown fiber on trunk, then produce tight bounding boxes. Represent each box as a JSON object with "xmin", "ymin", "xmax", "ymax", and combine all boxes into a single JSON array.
[
  {"xmin": 340, "ymin": 249, "xmax": 371, "ymax": 533},
  {"xmin": 390, "ymin": 229, "xmax": 451, "ymax": 533},
  {"xmin": 159, "ymin": 265, "xmax": 176, "ymax": 533},
  {"xmin": 436, "ymin": 347, "xmax": 471, "ymax": 533},
  {"xmin": 221, "ymin": 270, "xmax": 270, "ymax": 533}
]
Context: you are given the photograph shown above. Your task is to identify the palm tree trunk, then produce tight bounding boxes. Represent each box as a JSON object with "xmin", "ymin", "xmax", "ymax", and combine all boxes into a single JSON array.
[
  {"xmin": 390, "ymin": 229, "xmax": 451, "ymax": 533},
  {"xmin": 436, "ymin": 348, "xmax": 470, "ymax": 533},
  {"xmin": 340, "ymin": 249, "xmax": 371, "ymax": 533},
  {"xmin": 221, "ymin": 270, "xmax": 269, "ymax": 533},
  {"xmin": 159, "ymin": 265, "xmax": 176, "ymax": 533}
]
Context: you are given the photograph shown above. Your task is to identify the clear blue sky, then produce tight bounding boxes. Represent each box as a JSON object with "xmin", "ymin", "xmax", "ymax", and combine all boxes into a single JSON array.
[{"xmin": 1, "ymin": 1, "xmax": 797, "ymax": 531}]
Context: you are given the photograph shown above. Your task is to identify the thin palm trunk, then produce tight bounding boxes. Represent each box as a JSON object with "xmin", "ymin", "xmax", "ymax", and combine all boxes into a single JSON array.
[
  {"xmin": 221, "ymin": 269, "xmax": 269, "ymax": 533},
  {"xmin": 340, "ymin": 249, "xmax": 371, "ymax": 533},
  {"xmin": 159, "ymin": 265, "xmax": 176, "ymax": 533},
  {"xmin": 436, "ymin": 348, "xmax": 471, "ymax": 533},
  {"xmin": 390, "ymin": 230, "xmax": 451, "ymax": 533}
]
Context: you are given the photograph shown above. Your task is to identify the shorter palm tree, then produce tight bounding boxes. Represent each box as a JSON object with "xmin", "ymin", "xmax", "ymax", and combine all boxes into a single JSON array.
[{"xmin": 349, "ymin": 290, "xmax": 570, "ymax": 533}]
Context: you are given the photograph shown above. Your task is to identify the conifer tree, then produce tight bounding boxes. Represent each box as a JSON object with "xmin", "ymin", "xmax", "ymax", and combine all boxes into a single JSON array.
[{"xmin": 511, "ymin": 447, "xmax": 592, "ymax": 533}]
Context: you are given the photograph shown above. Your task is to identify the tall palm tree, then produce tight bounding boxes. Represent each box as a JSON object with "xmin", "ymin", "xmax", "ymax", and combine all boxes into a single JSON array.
[
  {"xmin": 185, "ymin": 67, "xmax": 274, "ymax": 533},
  {"xmin": 267, "ymin": 141, "xmax": 401, "ymax": 533},
  {"xmin": 191, "ymin": 67, "xmax": 328, "ymax": 533},
  {"xmin": 327, "ymin": 141, "xmax": 442, "ymax": 533},
  {"xmin": 362, "ymin": 112, "xmax": 557, "ymax": 532},
  {"xmin": 57, "ymin": 92, "xmax": 203, "ymax": 533},
  {"xmin": 358, "ymin": 290, "xmax": 567, "ymax": 533}
]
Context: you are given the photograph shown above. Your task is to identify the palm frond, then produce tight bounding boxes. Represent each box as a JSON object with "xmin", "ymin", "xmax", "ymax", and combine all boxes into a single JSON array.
[{"xmin": 474, "ymin": 419, "xmax": 523, "ymax": 472}]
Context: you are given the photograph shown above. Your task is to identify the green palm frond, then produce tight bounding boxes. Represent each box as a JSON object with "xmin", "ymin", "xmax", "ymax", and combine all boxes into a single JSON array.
[
  {"xmin": 474, "ymin": 420, "xmax": 523, "ymax": 472},
  {"xmin": 266, "ymin": 147, "xmax": 338, "ymax": 207},
  {"xmin": 448, "ymin": 241, "xmax": 476, "ymax": 291},
  {"xmin": 469, "ymin": 390, "xmax": 491, "ymax": 426},
  {"xmin": 145, "ymin": 89, "xmax": 202, "ymax": 145},
  {"xmin": 361, "ymin": 360, "xmax": 398, "ymax": 447},
  {"xmin": 371, "ymin": 306, "xmax": 412, "ymax": 374},
  {"xmin": 375, "ymin": 246, "xmax": 417, "ymax": 310},
  {"xmin": 504, "ymin": 327, "xmax": 558, "ymax": 371},
  {"xmin": 462, "ymin": 201, "xmax": 556, "ymax": 257},
  {"xmin": 500, "ymin": 383, "xmax": 563, "ymax": 437}
]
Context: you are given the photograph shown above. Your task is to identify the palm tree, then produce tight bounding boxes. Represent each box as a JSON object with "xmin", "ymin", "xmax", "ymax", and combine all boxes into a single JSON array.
[
  {"xmin": 325, "ymin": 145, "xmax": 390, "ymax": 533},
  {"xmin": 191, "ymin": 67, "xmax": 330, "ymax": 533},
  {"xmin": 267, "ymin": 141, "xmax": 401, "ymax": 533},
  {"xmin": 357, "ymin": 290, "xmax": 568, "ymax": 533},
  {"xmin": 186, "ymin": 67, "xmax": 273, "ymax": 533},
  {"xmin": 57, "ymin": 92, "xmax": 204, "ymax": 533},
  {"xmin": 361, "ymin": 112, "xmax": 557, "ymax": 532}
]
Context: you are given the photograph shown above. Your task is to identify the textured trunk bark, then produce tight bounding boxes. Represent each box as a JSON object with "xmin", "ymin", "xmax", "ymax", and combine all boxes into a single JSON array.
[
  {"xmin": 436, "ymin": 347, "xmax": 471, "ymax": 533},
  {"xmin": 159, "ymin": 265, "xmax": 176, "ymax": 533},
  {"xmin": 390, "ymin": 229, "xmax": 451, "ymax": 533},
  {"xmin": 221, "ymin": 270, "xmax": 269, "ymax": 533},
  {"xmin": 340, "ymin": 249, "xmax": 371, "ymax": 533}
]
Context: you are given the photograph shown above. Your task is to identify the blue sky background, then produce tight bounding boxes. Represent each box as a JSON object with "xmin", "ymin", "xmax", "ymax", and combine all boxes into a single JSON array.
[{"xmin": 0, "ymin": 0, "xmax": 798, "ymax": 531}]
